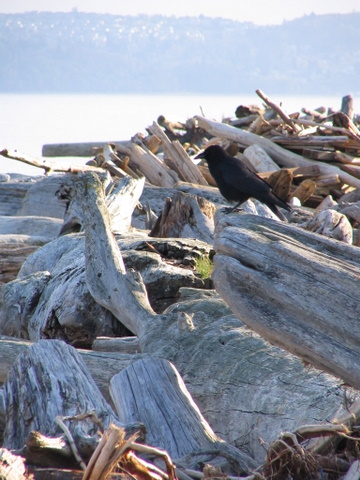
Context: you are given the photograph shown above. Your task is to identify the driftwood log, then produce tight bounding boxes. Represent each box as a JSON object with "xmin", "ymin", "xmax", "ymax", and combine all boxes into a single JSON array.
[
  {"xmin": 68, "ymin": 172, "xmax": 359, "ymax": 463},
  {"xmin": 212, "ymin": 211, "xmax": 360, "ymax": 389},
  {"xmin": 3, "ymin": 340, "xmax": 125, "ymax": 453},
  {"xmin": 194, "ymin": 115, "xmax": 360, "ymax": 189},
  {"xmin": 109, "ymin": 356, "xmax": 256, "ymax": 473},
  {"xmin": 1, "ymin": 171, "xmax": 360, "ymax": 473},
  {"xmin": 149, "ymin": 190, "xmax": 216, "ymax": 243}
]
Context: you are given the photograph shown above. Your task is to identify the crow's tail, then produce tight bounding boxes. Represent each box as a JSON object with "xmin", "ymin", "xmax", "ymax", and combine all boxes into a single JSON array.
[{"xmin": 264, "ymin": 202, "xmax": 288, "ymax": 221}]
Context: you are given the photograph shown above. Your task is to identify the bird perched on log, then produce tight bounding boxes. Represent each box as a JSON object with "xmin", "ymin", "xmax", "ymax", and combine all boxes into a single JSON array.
[{"xmin": 195, "ymin": 145, "xmax": 291, "ymax": 220}]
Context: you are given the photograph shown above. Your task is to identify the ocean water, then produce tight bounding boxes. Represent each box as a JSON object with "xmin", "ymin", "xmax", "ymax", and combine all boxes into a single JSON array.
[{"xmin": 1, "ymin": 92, "xmax": 358, "ymax": 176}]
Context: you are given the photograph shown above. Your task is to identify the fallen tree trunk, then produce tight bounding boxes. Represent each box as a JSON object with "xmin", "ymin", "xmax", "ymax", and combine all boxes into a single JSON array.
[{"xmin": 212, "ymin": 212, "xmax": 360, "ymax": 389}]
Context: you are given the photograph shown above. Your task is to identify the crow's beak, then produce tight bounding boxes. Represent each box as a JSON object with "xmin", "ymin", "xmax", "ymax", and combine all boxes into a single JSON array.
[{"xmin": 195, "ymin": 150, "xmax": 206, "ymax": 160}]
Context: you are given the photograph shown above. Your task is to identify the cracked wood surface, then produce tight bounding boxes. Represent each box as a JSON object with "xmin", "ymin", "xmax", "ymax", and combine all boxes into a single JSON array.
[{"xmin": 212, "ymin": 212, "xmax": 360, "ymax": 389}]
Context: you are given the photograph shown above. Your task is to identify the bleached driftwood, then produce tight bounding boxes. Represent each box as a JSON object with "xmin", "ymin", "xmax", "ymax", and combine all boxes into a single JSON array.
[
  {"xmin": 2, "ymin": 172, "xmax": 359, "ymax": 470},
  {"xmin": 212, "ymin": 212, "xmax": 360, "ymax": 390},
  {"xmin": 148, "ymin": 122, "xmax": 208, "ymax": 186},
  {"xmin": 255, "ymin": 89, "xmax": 301, "ymax": 133},
  {"xmin": 42, "ymin": 141, "xmax": 129, "ymax": 157},
  {"xmin": 0, "ymin": 174, "xmax": 147, "ymax": 345},
  {"xmin": 0, "ymin": 337, "xmax": 143, "ymax": 404},
  {"xmin": 115, "ymin": 142, "xmax": 179, "ymax": 188},
  {"xmin": 302, "ymin": 209, "xmax": 353, "ymax": 244},
  {"xmin": 72, "ymin": 172, "xmax": 357, "ymax": 464},
  {"xmin": 150, "ymin": 191, "xmax": 216, "ymax": 243},
  {"xmin": 0, "ymin": 215, "xmax": 62, "ymax": 240},
  {"xmin": 243, "ymin": 143, "xmax": 280, "ymax": 173},
  {"xmin": 194, "ymin": 116, "xmax": 360, "ymax": 189},
  {"xmin": 92, "ymin": 336, "xmax": 141, "ymax": 354},
  {"xmin": 0, "ymin": 149, "xmax": 103, "ymax": 175},
  {"xmin": 3, "ymin": 340, "xmax": 124, "ymax": 453},
  {"xmin": 110, "ymin": 357, "xmax": 256, "ymax": 473}
]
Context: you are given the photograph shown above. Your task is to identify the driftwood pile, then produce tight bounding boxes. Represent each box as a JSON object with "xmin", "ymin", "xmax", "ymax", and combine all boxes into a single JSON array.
[{"xmin": 1, "ymin": 90, "xmax": 360, "ymax": 479}]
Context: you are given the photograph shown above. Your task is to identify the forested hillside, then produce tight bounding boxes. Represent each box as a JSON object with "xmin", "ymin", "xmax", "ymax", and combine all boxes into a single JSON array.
[{"xmin": 0, "ymin": 11, "xmax": 359, "ymax": 94}]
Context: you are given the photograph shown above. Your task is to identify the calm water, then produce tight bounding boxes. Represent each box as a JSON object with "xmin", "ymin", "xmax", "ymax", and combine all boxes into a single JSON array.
[{"xmin": 1, "ymin": 92, "xmax": 358, "ymax": 175}]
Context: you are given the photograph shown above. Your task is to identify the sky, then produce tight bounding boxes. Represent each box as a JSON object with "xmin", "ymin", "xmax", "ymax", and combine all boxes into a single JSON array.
[{"xmin": 0, "ymin": 0, "xmax": 359, "ymax": 25}]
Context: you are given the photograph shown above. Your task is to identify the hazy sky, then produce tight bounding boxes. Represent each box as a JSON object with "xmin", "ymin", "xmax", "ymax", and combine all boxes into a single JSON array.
[{"xmin": 0, "ymin": 0, "xmax": 359, "ymax": 25}]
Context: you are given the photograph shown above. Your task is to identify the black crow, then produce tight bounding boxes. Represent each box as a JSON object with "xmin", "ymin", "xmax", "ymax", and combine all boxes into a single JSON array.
[{"xmin": 195, "ymin": 145, "xmax": 291, "ymax": 220}]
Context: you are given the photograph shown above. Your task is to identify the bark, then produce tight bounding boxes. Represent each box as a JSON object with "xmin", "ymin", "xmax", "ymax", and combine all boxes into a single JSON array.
[{"xmin": 212, "ymin": 212, "xmax": 360, "ymax": 389}]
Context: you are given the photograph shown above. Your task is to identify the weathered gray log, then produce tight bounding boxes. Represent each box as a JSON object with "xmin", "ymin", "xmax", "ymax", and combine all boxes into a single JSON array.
[
  {"xmin": 0, "ymin": 149, "xmax": 104, "ymax": 175},
  {"xmin": 212, "ymin": 212, "xmax": 360, "ymax": 390},
  {"xmin": 0, "ymin": 242, "xmax": 42, "ymax": 286},
  {"xmin": 74, "ymin": 174, "xmax": 358, "ymax": 464},
  {"xmin": 0, "ymin": 272, "xmax": 51, "ymax": 338},
  {"xmin": 77, "ymin": 173, "xmax": 158, "ymax": 338},
  {"xmin": 3, "ymin": 340, "xmax": 124, "ymax": 453},
  {"xmin": 92, "ymin": 336, "xmax": 141, "ymax": 354},
  {"xmin": 60, "ymin": 174, "xmax": 146, "ymax": 236},
  {"xmin": 0, "ymin": 337, "xmax": 144, "ymax": 404},
  {"xmin": 42, "ymin": 141, "xmax": 128, "ymax": 157},
  {"xmin": 4, "ymin": 230, "xmax": 208, "ymax": 343},
  {"xmin": 110, "ymin": 357, "xmax": 256, "ymax": 474},
  {"xmin": 341, "ymin": 94, "xmax": 354, "ymax": 120},
  {"xmin": 0, "ymin": 216, "xmax": 62, "ymax": 241},
  {"xmin": 149, "ymin": 191, "xmax": 216, "ymax": 243},
  {"xmin": 194, "ymin": 115, "xmax": 360, "ymax": 189},
  {"xmin": 2, "ymin": 172, "xmax": 357, "ymax": 469},
  {"xmin": 0, "ymin": 175, "xmax": 154, "ymax": 345},
  {"xmin": 339, "ymin": 201, "xmax": 360, "ymax": 223},
  {"xmin": 0, "ymin": 177, "xmax": 35, "ymax": 216}
]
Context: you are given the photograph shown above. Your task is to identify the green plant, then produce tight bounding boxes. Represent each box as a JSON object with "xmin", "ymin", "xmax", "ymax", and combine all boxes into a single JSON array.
[{"xmin": 195, "ymin": 255, "xmax": 214, "ymax": 280}]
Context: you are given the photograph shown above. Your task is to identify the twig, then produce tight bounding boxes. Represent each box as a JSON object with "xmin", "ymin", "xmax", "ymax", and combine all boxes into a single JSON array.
[
  {"xmin": 256, "ymin": 89, "xmax": 301, "ymax": 133},
  {"xmin": 0, "ymin": 148, "xmax": 103, "ymax": 175},
  {"xmin": 55, "ymin": 415, "xmax": 87, "ymax": 470}
]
